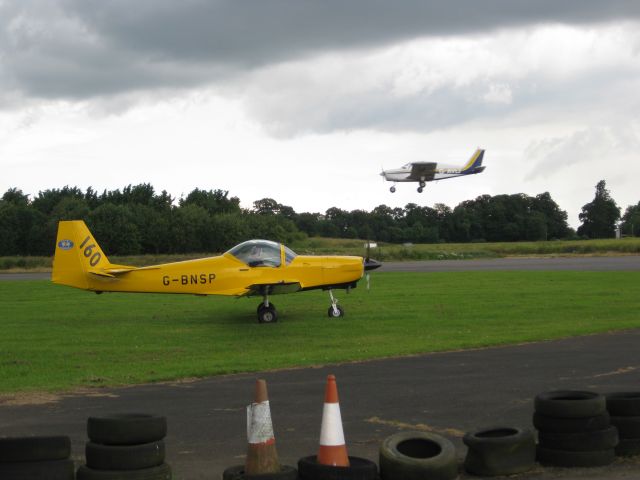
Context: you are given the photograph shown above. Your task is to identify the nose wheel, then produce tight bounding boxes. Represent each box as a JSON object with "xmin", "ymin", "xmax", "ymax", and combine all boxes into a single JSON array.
[
  {"xmin": 327, "ymin": 290, "xmax": 345, "ymax": 317},
  {"xmin": 390, "ymin": 185, "xmax": 396, "ymax": 193}
]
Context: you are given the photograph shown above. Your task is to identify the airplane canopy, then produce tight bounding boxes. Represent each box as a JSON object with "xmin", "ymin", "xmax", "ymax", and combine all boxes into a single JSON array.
[{"xmin": 227, "ymin": 239, "xmax": 297, "ymax": 267}]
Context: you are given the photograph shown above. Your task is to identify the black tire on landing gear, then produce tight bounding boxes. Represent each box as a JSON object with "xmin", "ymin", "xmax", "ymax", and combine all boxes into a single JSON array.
[
  {"xmin": 390, "ymin": 186, "xmax": 396, "ymax": 193},
  {"xmin": 417, "ymin": 187, "xmax": 424, "ymax": 193},
  {"xmin": 327, "ymin": 305, "xmax": 345, "ymax": 318},
  {"xmin": 257, "ymin": 302, "xmax": 276, "ymax": 314},
  {"xmin": 258, "ymin": 305, "xmax": 278, "ymax": 323}
]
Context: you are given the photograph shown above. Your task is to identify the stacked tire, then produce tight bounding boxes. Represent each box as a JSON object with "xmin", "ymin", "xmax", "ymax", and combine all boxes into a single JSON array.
[
  {"xmin": 606, "ymin": 392, "xmax": 640, "ymax": 457},
  {"xmin": 534, "ymin": 390, "xmax": 618, "ymax": 467},
  {"xmin": 0, "ymin": 436, "xmax": 74, "ymax": 480},
  {"xmin": 77, "ymin": 414, "xmax": 172, "ymax": 480},
  {"xmin": 463, "ymin": 426, "xmax": 535, "ymax": 476}
]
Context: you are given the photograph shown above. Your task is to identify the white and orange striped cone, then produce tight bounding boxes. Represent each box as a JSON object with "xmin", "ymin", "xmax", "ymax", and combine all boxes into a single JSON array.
[
  {"xmin": 245, "ymin": 379, "xmax": 280, "ymax": 475},
  {"xmin": 317, "ymin": 374, "xmax": 350, "ymax": 467}
]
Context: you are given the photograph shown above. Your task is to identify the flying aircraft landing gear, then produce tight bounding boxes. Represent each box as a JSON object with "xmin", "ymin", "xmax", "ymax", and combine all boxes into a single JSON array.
[
  {"xmin": 417, "ymin": 181, "xmax": 426, "ymax": 193},
  {"xmin": 257, "ymin": 294, "xmax": 277, "ymax": 323},
  {"xmin": 327, "ymin": 290, "xmax": 345, "ymax": 318},
  {"xmin": 390, "ymin": 185, "xmax": 396, "ymax": 193}
]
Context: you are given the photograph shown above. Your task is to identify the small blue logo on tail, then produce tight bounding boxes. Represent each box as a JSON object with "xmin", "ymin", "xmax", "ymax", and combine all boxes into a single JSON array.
[{"xmin": 58, "ymin": 239, "xmax": 74, "ymax": 250}]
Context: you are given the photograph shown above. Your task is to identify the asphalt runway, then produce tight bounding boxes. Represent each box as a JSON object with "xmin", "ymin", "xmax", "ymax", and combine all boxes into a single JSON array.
[
  {"xmin": 2, "ymin": 255, "xmax": 640, "ymax": 282},
  {"xmin": 1, "ymin": 331, "xmax": 639, "ymax": 479},
  {"xmin": 379, "ymin": 255, "xmax": 640, "ymax": 272}
]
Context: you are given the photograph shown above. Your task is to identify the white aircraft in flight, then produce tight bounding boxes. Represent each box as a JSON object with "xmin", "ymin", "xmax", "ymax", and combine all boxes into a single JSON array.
[{"xmin": 381, "ymin": 148, "xmax": 486, "ymax": 193}]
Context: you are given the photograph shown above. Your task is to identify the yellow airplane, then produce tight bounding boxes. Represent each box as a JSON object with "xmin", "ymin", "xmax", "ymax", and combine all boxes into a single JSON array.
[{"xmin": 52, "ymin": 220, "xmax": 381, "ymax": 323}]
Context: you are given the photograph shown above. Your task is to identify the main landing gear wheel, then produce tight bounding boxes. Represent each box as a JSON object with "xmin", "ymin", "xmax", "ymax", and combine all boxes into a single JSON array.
[
  {"xmin": 257, "ymin": 303, "xmax": 277, "ymax": 324},
  {"xmin": 390, "ymin": 186, "xmax": 396, "ymax": 193},
  {"xmin": 417, "ymin": 187, "xmax": 424, "ymax": 193}
]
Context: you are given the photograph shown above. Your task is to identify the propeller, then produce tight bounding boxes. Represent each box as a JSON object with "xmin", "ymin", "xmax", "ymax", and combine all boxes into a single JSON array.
[{"xmin": 363, "ymin": 240, "xmax": 382, "ymax": 291}]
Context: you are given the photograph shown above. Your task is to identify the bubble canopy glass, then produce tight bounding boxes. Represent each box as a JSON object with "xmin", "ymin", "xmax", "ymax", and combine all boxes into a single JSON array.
[{"xmin": 227, "ymin": 240, "xmax": 297, "ymax": 267}]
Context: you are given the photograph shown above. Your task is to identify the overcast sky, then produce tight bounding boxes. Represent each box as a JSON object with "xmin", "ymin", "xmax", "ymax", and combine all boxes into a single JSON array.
[{"xmin": 2, "ymin": 1, "xmax": 640, "ymax": 229}]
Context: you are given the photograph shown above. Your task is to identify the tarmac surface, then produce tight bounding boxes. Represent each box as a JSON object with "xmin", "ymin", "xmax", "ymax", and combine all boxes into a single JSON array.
[
  {"xmin": 2, "ymin": 255, "xmax": 640, "ymax": 282},
  {"xmin": 379, "ymin": 255, "xmax": 640, "ymax": 272},
  {"xmin": 1, "ymin": 330, "xmax": 639, "ymax": 479}
]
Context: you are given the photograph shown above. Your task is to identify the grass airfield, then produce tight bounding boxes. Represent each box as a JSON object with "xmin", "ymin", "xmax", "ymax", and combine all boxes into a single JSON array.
[{"xmin": 2, "ymin": 270, "xmax": 639, "ymax": 394}]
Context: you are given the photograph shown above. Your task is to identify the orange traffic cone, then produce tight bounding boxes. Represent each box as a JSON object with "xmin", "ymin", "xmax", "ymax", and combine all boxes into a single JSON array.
[
  {"xmin": 245, "ymin": 379, "xmax": 280, "ymax": 475},
  {"xmin": 317, "ymin": 374, "xmax": 350, "ymax": 467}
]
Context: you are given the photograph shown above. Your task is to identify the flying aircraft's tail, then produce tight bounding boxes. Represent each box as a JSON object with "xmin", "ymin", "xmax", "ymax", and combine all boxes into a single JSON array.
[
  {"xmin": 52, "ymin": 220, "xmax": 135, "ymax": 290},
  {"xmin": 461, "ymin": 148, "xmax": 485, "ymax": 173}
]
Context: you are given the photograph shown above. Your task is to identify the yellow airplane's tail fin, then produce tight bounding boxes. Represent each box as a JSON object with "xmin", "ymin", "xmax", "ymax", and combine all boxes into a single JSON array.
[{"xmin": 52, "ymin": 220, "xmax": 114, "ymax": 290}]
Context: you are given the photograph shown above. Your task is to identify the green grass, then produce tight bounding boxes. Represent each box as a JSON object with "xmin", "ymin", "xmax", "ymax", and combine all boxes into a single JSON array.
[{"xmin": 1, "ymin": 271, "xmax": 639, "ymax": 393}]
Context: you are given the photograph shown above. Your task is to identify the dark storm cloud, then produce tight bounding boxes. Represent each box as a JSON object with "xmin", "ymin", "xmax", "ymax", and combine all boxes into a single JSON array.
[{"xmin": 1, "ymin": 0, "xmax": 640, "ymax": 102}]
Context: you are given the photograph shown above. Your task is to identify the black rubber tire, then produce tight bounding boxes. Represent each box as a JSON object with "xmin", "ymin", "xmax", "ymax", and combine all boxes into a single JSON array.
[
  {"xmin": 222, "ymin": 464, "xmax": 298, "ymax": 480},
  {"xmin": 327, "ymin": 305, "xmax": 345, "ymax": 318},
  {"xmin": 606, "ymin": 392, "xmax": 640, "ymax": 417},
  {"xmin": 616, "ymin": 438, "xmax": 640, "ymax": 457},
  {"xmin": 0, "ymin": 436, "xmax": 71, "ymax": 462},
  {"xmin": 532, "ymin": 412, "xmax": 611, "ymax": 433},
  {"xmin": 536, "ymin": 446, "xmax": 615, "ymax": 467},
  {"xmin": 76, "ymin": 463, "xmax": 172, "ymax": 479},
  {"xmin": 87, "ymin": 414, "xmax": 167, "ymax": 446},
  {"xmin": 298, "ymin": 455, "xmax": 377, "ymax": 480},
  {"xmin": 86, "ymin": 441, "xmax": 165, "ymax": 471},
  {"xmin": 379, "ymin": 431, "xmax": 457, "ymax": 480},
  {"xmin": 258, "ymin": 305, "xmax": 278, "ymax": 324},
  {"xmin": 463, "ymin": 427, "xmax": 535, "ymax": 476},
  {"xmin": 257, "ymin": 303, "xmax": 276, "ymax": 314},
  {"xmin": 0, "ymin": 459, "xmax": 74, "ymax": 480},
  {"xmin": 610, "ymin": 415, "xmax": 640, "ymax": 439},
  {"xmin": 537, "ymin": 426, "xmax": 619, "ymax": 452},
  {"xmin": 534, "ymin": 390, "xmax": 606, "ymax": 418}
]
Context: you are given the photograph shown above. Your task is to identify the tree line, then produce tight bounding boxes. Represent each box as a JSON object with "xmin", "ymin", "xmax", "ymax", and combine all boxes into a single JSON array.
[{"xmin": 0, "ymin": 180, "xmax": 636, "ymax": 256}]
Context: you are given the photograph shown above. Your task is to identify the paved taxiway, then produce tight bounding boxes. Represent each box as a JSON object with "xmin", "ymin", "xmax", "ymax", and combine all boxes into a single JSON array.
[
  {"xmin": 1, "ymin": 330, "xmax": 639, "ymax": 479},
  {"xmin": 2, "ymin": 255, "xmax": 640, "ymax": 282}
]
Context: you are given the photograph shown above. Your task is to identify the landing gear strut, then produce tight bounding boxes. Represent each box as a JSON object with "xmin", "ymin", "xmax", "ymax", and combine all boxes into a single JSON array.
[
  {"xmin": 417, "ymin": 181, "xmax": 426, "ymax": 193},
  {"xmin": 257, "ymin": 292, "xmax": 277, "ymax": 323},
  {"xmin": 327, "ymin": 290, "xmax": 345, "ymax": 318}
]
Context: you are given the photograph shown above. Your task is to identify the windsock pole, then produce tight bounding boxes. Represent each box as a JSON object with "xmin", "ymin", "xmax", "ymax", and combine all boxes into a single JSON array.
[
  {"xmin": 245, "ymin": 379, "xmax": 280, "ymax": 475},
  {"xmin": 317, "ymin": 374, "xmax": 350, "ymax": 467}
]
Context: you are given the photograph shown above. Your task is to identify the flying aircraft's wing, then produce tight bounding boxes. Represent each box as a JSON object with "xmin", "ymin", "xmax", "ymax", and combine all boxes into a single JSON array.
[
  {"xmin": 408, "ymin": 162, "xmax": 437, "ymax": 181},
  {"xmin": 243, "ymin": 282, "xmax": 302, "ymax": 296}
]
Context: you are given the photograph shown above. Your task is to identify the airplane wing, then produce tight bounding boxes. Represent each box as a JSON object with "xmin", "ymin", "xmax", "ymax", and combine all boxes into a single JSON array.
[
  {"xmin": 88, "ymin": 265, "xmax": 160, "ymax": 278},
  {"xmin": 244, "ymin": 282, "xmax": 302, "ymax": 296},
  {"xmin": 408, "ymin": 162, "xmax": 437, "ymax": 181}
]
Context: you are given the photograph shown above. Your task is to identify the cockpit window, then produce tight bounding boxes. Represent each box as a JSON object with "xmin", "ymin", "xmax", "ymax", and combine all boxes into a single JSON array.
[
  {"xmin": 227, "ymin": 240, "xmax": 282, "ymax": 267},
  {"xmin": 284, "ymin": 245, "xmax": 297, "ymax": 265}
]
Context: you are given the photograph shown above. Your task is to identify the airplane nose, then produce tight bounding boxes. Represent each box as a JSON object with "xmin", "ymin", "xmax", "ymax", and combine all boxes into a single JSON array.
[{"xmin": 364, "ymin": 258, "xmax": 382, "ymax": 271}]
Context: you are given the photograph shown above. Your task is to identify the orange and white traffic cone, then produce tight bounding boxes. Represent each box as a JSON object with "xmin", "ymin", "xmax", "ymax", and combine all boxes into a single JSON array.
[
  {"xmin": 317, "ymin": 374, "xmax": 350, "ymax": 467},
  {"xmin": 245, "ymin": 379, "xmax": 280, "ymax": 475}
]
